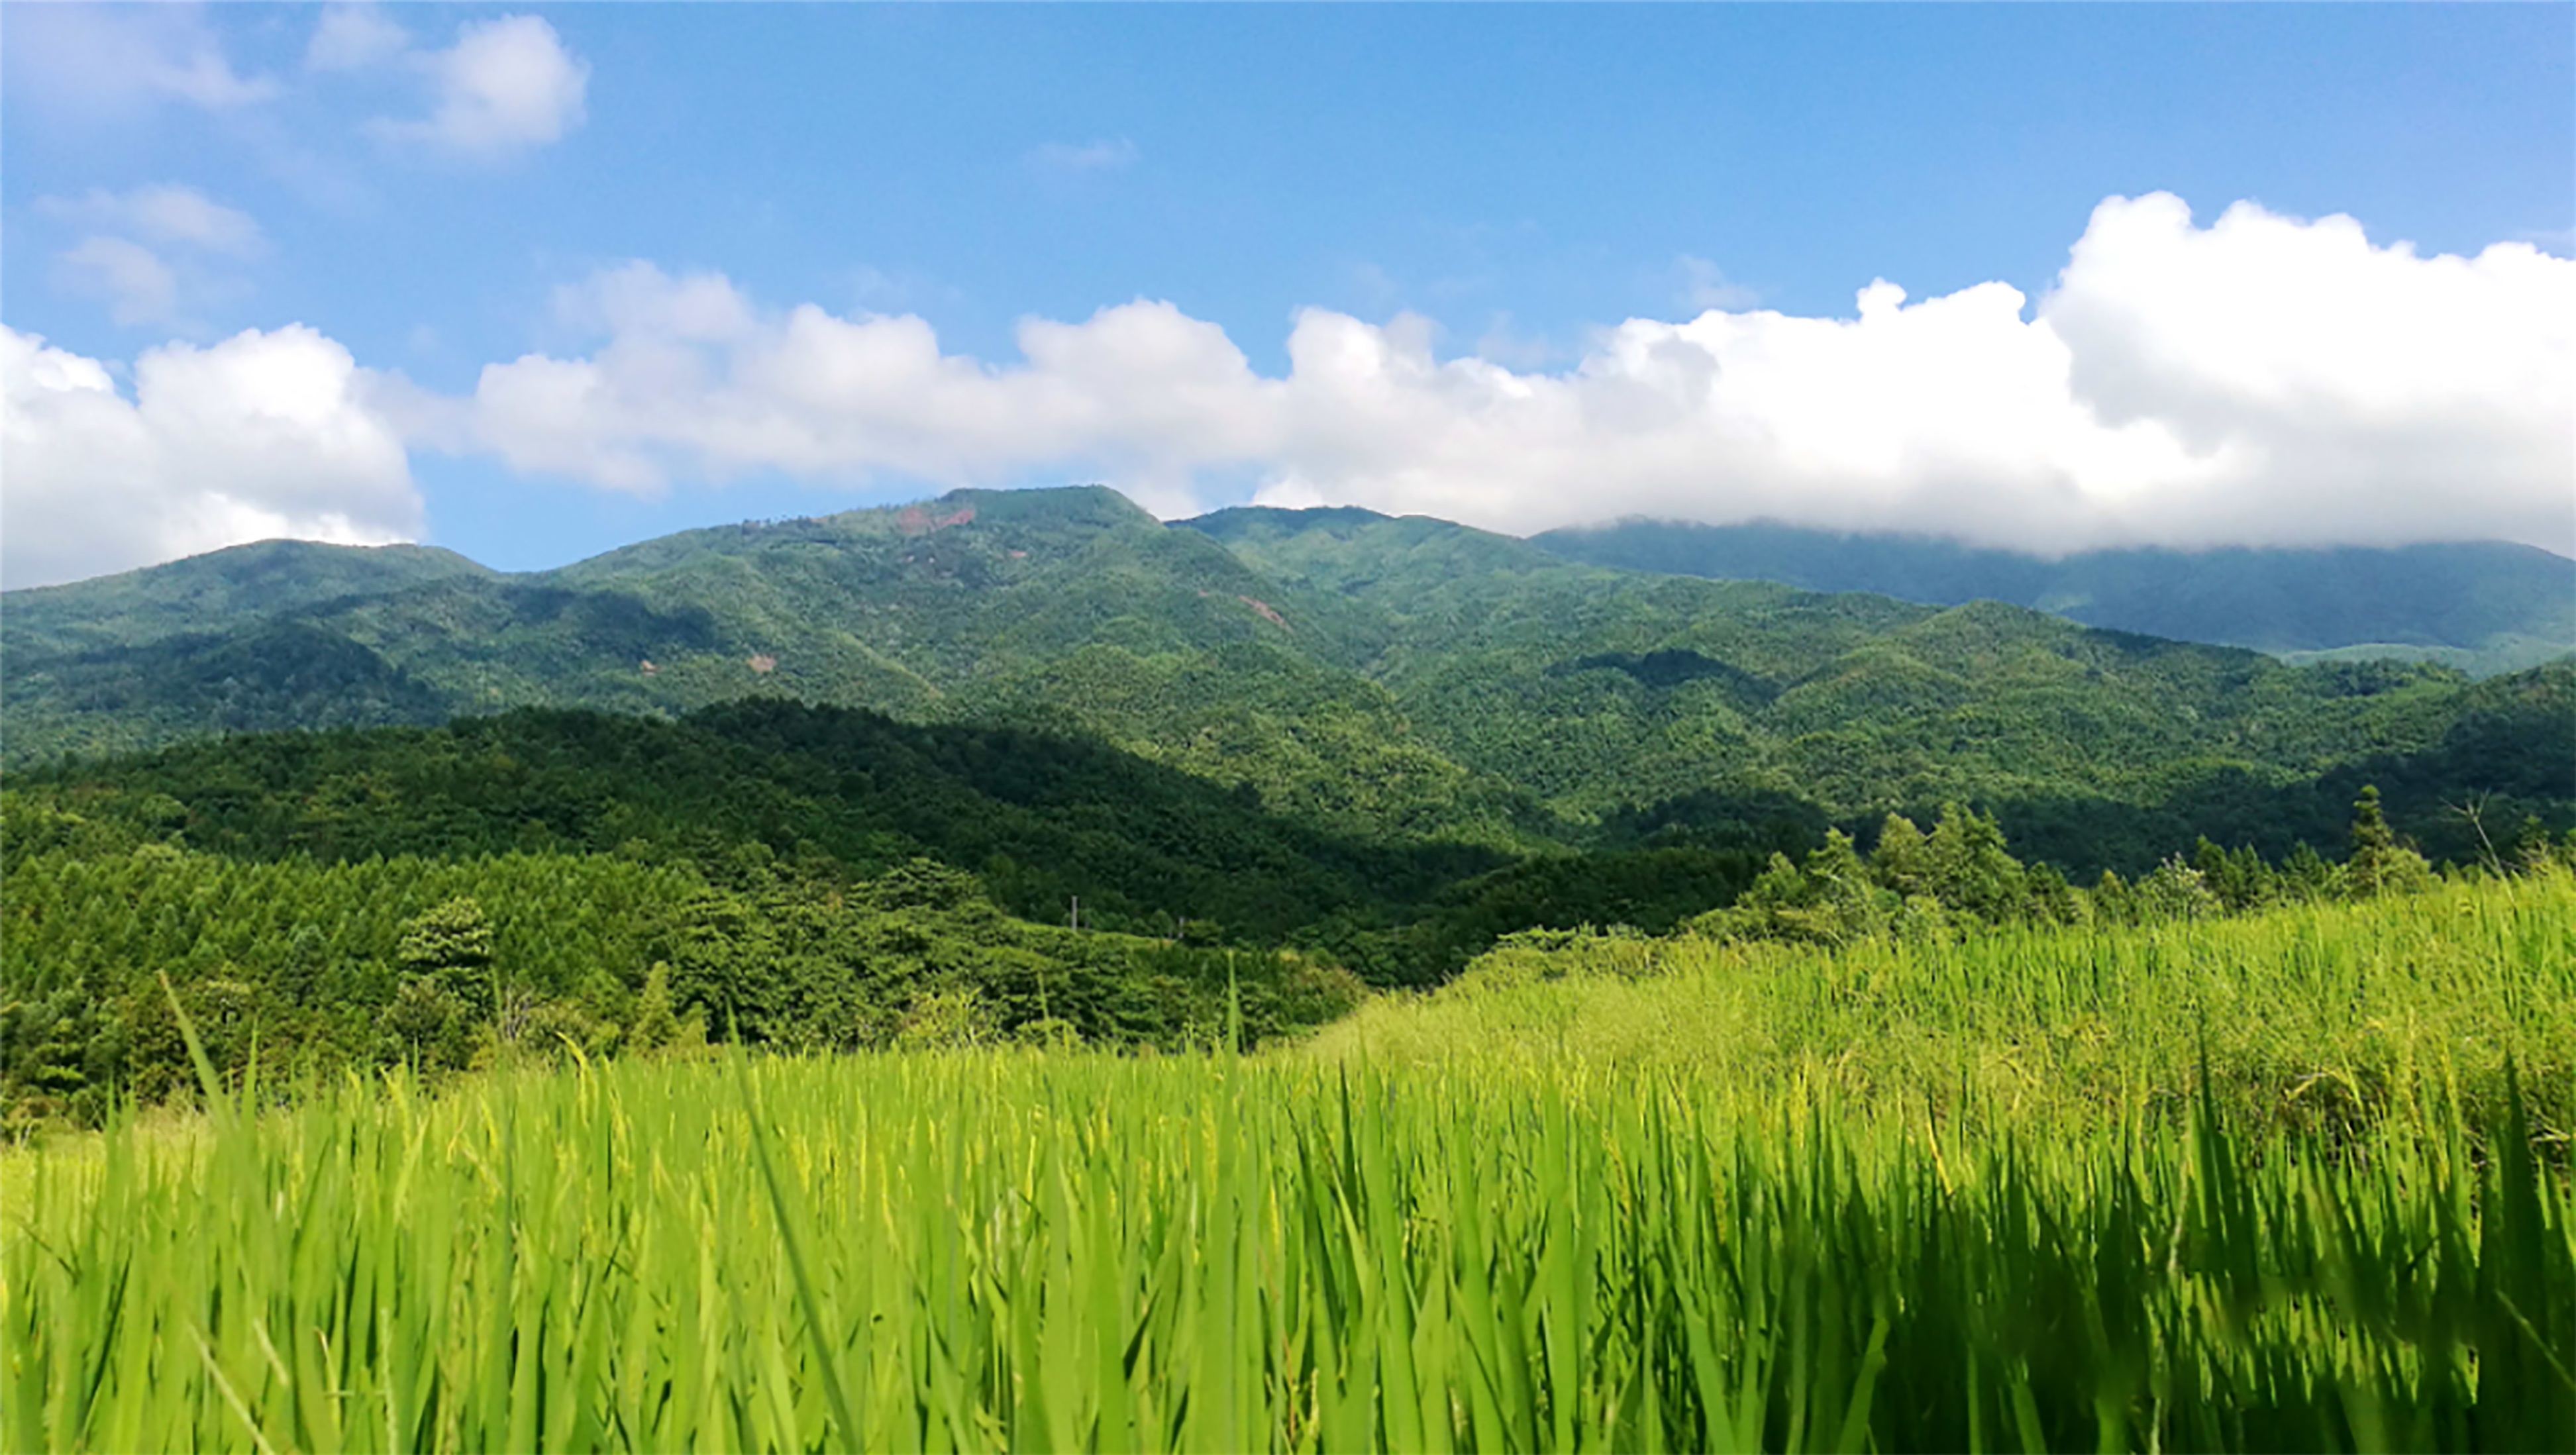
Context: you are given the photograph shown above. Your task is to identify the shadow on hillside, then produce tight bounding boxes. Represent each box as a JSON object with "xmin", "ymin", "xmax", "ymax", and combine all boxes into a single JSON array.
[{"xmin": 11, "ymin": 699, "xmax": 1514, "ymax": 948}]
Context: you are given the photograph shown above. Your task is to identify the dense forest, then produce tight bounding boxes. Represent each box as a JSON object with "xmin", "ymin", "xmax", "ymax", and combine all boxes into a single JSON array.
[
  {"xmin": 9, "ymin": 487, "xmax": 2570, "ymax": 857},
  {"xmin": 4, "ymin": 486, "xmax": 2571, "ymax": 1129},
  {"xmin": 9, "ymin": 693, "xmax": 2566, "ymax": 1130},
  {"xmin": 0, "ymin": 791, "xmax": 1371, "ymax": 1132}
]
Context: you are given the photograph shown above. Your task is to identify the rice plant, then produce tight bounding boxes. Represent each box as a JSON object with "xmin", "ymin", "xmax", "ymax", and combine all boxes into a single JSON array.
[
  {"xmin": 1311, "ymin": 868, "xmax": 2576, "ymax": 1140},
  {"xmin": 6, "ymin": 878, "xmax": 2572, "ymax": 1451}
]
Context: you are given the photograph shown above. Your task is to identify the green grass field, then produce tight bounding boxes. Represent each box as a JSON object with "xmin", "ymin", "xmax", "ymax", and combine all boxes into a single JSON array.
[
  {"xmin": 1310, "ymin": 870, "xmax": 2576, "ymax": 1141},
  {"xmin": 7, "ymin": 876, "xmax": 2573, "ymax": 1452}
]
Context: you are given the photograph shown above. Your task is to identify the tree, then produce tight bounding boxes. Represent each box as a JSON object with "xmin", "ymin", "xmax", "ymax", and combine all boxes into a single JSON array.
[
  {"xmin": 2508, "ymin": 815, "xmax": 2562, "ymax": 874},
  {"xmin": 397, "ymin": 898, "xmax": 495, "ymax": 1003},
  {"xmin": 393, "ymin": 897, "xmax": 499, "ymax": 1056},
  {"xmin": 2024, "ymin": 862, "xmax": 2085, "ymax": 926},
  {"xmin": 2279, "ymin": 842, "xmax": 2336, "ymax": 902},
  {"xmin": 2091, "ymin": 868, "xmax": 2139, "ymax": 927},
  {"xmin": 1871, "ymin": 814, "xmax": 1933, "ymax": 899},
  {"xmin": 627, "ymin": 963, "xmax": 687, "ymax": 1054},
  {"xmin": 380, "ymin": 976, "xmax": 469, "ymax": 1070},
  {"xmin": 1923, "ymin": 803, "xmax": 2026, "ymax": 923},
  {"xmin": 2135, "ymin": 857, "xmax": 2220, "ymax": 921},
  {"xmin": 1804, "ymin": 829, "xmax": 1892, "ymax": 940},
  {"xmin": 2191, "ymin": 838, "xmax": 2272, "ymax": 914},
  {"xmin": 2345, "ymin": 786, "xmax": 2432, "ymax": 899}
]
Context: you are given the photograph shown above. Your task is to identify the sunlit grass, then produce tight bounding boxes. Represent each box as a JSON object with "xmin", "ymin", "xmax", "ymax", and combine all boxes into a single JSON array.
[
  {"xmin": 1308, "ymin": 870, "xmax": 2576, "ymax": 1140},
  {"xmin": 7, "ymin": 876, "xmax": 2573, "ymax": 1452}
]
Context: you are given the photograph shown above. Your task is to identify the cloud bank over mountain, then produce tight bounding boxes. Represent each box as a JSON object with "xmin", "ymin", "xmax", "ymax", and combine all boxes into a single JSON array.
[
  {"xmin": 435, "ymin": 193, "xmax": 2571, "ymax": 555},
  {"xmin": 7, "ymin": 193, "xmax": 2569, "ymax": 585}
]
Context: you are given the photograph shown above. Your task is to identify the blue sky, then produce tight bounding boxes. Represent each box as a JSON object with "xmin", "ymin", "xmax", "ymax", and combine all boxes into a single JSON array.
[{"xmin": 5, "ymin": 4, "xmax": 2571, "ymax": 583}]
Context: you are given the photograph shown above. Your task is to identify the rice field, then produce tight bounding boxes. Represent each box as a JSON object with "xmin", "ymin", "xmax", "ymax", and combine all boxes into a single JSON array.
[
  {"xmin": 1310, "ymin": 870, "xmax": 2576, "ymax": 1141},
  {"xmin": 7, "ymin": 878, "xmax": 2574, "ymax": 1452}
]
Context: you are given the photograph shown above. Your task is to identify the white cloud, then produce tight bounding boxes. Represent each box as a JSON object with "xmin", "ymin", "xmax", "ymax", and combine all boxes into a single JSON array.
[
  {"xmin": 307, "ymin": 5, "xmax": 412, "ymax": 73},
  {"xmin": 55, "ymin": 238, "xmax": 183, "ymax": 328},
  {"xmin": 419, "ymin": 195, "xmax": 2575, "ymax": 556},
  {"xmin": 150, "ymin": 50, "xmax": 278, "ymax": 110},
  {"xmin": 0, "ymin": 7, "xmax": 276, "ymax": 117},
  {"xmin": 1, "ymin": 326, "xmax": 423, "ymax": 589},
  {"xmin": 1472, "ymin": 314, "xmax": 1555, "ymax": 370},
  {"xmin": 37, "ymin": 187, "xmax": 266, "ymax": 329},
  {"xmin": 368, "ymin": 15, "xmax": 589, "ymax": 158},
  {"xmin": 1027, "ymin": 137, "xmax": 1140, "ymax": 176},
  {"xmin": 38, "ymin": 185, "xmax": 265, "ymax": 256},
  {"xmin": 1243, "ymin": 199, "xmax": 2573, "ymax": 554},
  {"xmin": 436, "ymin": 264, "xmax": 1273, "ymax": 511},
  {"xmin": 554, "ymin": 261, "xmax": 758, "ymax": 342}
]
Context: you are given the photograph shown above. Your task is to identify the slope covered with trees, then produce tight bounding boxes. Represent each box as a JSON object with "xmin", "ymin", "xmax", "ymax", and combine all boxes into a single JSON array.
[
  {"xmin": 10, "ymin": 491, "xmax": 2565, "ymax": 1132},
  {"xmin": 1, "ymin": 786, "xmax": 1368, "ymax": 1131},
  {"xmin": 4, "ymin": 701, "xmax": 1498, "ymax": 942},
  {"xmin": 1185, "ymin": 505, "xmax": 2575, "ymax": 864},
  {"xmin": 1533, "ymin": 519, "xmax": 2576, "ymax": 674},
  {"xmin": 9, "ymin": 486, "xmax": 2570, "ymax": 876},
  {"xmin": 1, "ymin": 539, "xmax": 495, "ymax": 660}
]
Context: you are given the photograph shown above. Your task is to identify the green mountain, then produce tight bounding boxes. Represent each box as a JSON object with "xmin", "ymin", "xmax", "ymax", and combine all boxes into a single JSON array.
[
  {"xmin": 1, "ymin": 538, "xmax": 495, "ymax": 660},
  {"xmin": 9, "ymin": 491, "xmax": 2570, "ymax": 1127},
  {"xmin": 1531, "ymin": 521, "xmax": 2576, "ymax": 675},
  {"xmin": 1178, "ymin": 505, "xmax": 2570, "ymax": 862},
  {"xmin": 1, "ymin": 700, "xmax": 1492, "ymax": 942},
  {"xmin": 3, "ymin": 701, "xmax": 1784, "ymax": 987},
  {"xmin": 7, "ymin": 487, "xmax": 2570, "ymax": 887},
  {"xmin": 5, "ymin": 489, "xmax": 1517, "ymax": 843}
]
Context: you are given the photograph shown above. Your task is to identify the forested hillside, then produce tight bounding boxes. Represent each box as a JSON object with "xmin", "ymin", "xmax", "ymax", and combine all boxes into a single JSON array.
[
  {"xmin": 0, "ymin": 807, "xmax": 1365, "ymax": 1130},
  {"xmin": 6, "ymin": 702, "xmax": 1494, "ymax": 941},
  {"xmin": 1, "ymin": 539, "xmax": 495, "ymax": 660},
  {"xmin": 9, "ymin": 486, "xmax": 2571, "ymax": 873},
  {"xmin": 1534, "ymin": 520, "xmax": 2576, "ymax": 674},
  {"xmin": 1184, "ymin": 505, "xmax": 2576, "ymax": 866},
  {"xmin": 6, "ymin": 488, "xmax": 2573, "ymax": 1131}
]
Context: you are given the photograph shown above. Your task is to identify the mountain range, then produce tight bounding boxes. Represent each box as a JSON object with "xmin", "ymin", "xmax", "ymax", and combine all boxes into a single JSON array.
[
  {"xmin": 1535, "ymin": 520, "xmax": 2575, "ymax": 676},
  {"xmin": 5, "ymin": 486, "xmax": 2569, "ymax": 890}
]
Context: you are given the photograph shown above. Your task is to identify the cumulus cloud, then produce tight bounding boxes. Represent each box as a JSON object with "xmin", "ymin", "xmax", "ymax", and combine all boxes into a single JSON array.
[
  {"xmin": 1, "ymin": 326, "xmax": 423, "ymax": 589},
  {"xmin": 366, "ymin": 15, "xmax": 588, "ymax": 158},
  {"xmin": 429, "ymin": 263, "xmax": 1270, "ymax": 515},
  {"xmin": 1253, "ymin": 202, "xmax": 2569, "ymax": 554},
  {"xmin": 421, "ymin": 195, "xmax": 2574, "ymax": 556}
]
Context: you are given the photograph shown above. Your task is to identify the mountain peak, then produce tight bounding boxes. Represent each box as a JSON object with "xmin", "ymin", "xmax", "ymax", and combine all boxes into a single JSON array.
[
  {"xmin": 1181, "ymin": 504, "xmax": 1398, "ymax": 540},
  {"xmin": 905, "ymin": 483, "xmax": 1159, "ymax": 530},
  {"xmin": 1, "ymin": 538, "xmax": 495, "ymax": 660}
]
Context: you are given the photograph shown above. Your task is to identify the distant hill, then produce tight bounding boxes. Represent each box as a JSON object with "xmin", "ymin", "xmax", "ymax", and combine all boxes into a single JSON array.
[
  {"xmin": 7, "ymin": 487, "xmax": 2570, "ymax": 881},
  {"xmin": 1183, "ymin": 504, "xmax": 2574, "ymax": 868},
  {"xmin": 2, "ymin": 489, "xmax": 1526, "ymax": 844},
  {"xmin": 1, "ymin": 700, "xmax": 1496, "ymax": 944},
  {"xmin": 1531, "ymin": 521, "xmax": 2575, "ymax": 676},
  {"xmin": 2, "ymin": 539, "xmax": 493, "ymax": 659}
]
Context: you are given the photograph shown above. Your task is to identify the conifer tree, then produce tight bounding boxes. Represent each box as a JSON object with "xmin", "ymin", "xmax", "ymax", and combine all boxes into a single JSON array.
[
  {"xmin": 2344, "ymin": 786, "xmax": 2432, "ymax": 899},
  {"xmin": 397, "ymin": 897, "xmax": 497, "ymax": 1017}
]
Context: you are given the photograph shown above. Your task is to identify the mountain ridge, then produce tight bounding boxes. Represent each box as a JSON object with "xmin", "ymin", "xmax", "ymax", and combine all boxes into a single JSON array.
[
  {"xmin": 6, "ymin": 486, "xmax": 2569, "ymax": 881},
  {"xmin": 1531, "ymin": 517, "xmax": 2575, "ymax": 673}
]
